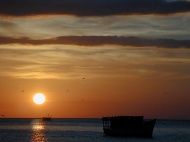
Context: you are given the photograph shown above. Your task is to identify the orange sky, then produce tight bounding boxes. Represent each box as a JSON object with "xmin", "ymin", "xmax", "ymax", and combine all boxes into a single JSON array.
[
  {"xmin": 1, "ymin": 0, "xmax": 190, "ymax": 119},
  {"xmin": 1, "ymin": 72, "xmax": 190, "ymax": 119}
]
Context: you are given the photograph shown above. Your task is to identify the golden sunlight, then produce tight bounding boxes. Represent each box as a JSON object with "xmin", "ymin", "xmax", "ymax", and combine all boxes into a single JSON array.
[{"xmin": 33, "ymin": 93, "xmax": 46, "ymax": 105}]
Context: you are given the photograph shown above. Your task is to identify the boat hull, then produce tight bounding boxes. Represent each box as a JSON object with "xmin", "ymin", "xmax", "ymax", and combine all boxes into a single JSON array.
[
  {"xmin": 42, "ymin": 117, "xmax": 51, "ymax": 121},
  {"xmin": 102, "ymin": 116, "xmax": 156, "ymax": 137}
]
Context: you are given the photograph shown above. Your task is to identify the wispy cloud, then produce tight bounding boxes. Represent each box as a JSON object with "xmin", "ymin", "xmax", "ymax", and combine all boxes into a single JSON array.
[
  {"xmin": 1, "ymin": 36, "xmax": 190, "ymax": 49},
  {"xmin": 1, "ymin": 15, "xmax": 190, "ymax": 40},
  {"xmin": 1, "ymin": 44, "xmax": 190, "ymax": 79},
  {"xmin": 1, "ymin": 0, "xmax": 190, "ymax": 17}
]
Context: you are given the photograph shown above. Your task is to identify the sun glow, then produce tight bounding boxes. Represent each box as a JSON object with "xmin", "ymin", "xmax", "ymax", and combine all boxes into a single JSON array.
[{"xmin": 33, "ymin": 93, "xmax": 46, "ymax": 105}]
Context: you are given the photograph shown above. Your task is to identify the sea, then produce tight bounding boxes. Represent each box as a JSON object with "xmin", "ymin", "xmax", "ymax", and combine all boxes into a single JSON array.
[{"xmin": 0, "ymin": 118, "xmax": 190, "ymax": 142}]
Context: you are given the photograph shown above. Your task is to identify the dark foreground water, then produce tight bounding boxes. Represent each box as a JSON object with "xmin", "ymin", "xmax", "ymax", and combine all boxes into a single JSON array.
[{"xmin": 0, "ymin": 118, "xmax": 190, "ymax": 142}]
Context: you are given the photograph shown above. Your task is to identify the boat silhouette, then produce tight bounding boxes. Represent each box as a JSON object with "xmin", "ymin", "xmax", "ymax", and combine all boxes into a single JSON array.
[
  {"xmin": 102, "ymin": 116, "xmax": 156, "ymax": 137},
  {"xmin": 42, "ymin": 113, "xmax": 52, "ymax": 121}
]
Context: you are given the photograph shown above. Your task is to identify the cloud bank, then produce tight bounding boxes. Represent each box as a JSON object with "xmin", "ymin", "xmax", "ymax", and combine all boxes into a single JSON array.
[
  {"xmin": 0, "ymin": 0, "xmax": 190, "ymax": 17},
  {"xmin": 0, "ymin": 36, "xmax": 190, "ymax": 49}
]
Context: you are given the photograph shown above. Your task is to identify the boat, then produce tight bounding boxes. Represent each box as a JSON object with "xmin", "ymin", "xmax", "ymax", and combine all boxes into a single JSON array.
[
  {"xmin": 42, "ymin": 114, "xmax": 52, "ymax": 121},
  {"xmin": 102, "ymin": 116, "xmax": 156, "ymax": 137}
]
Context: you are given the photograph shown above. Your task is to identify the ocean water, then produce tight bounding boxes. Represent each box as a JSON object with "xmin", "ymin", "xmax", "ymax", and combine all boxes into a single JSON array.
[{"xmin": 0, "ymin": 118, "xmax": 190, "ymax": 142}]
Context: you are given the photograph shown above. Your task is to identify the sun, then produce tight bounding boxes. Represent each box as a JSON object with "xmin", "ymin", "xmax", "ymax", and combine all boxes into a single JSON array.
[{"xmin": 33, "ymin": 93, "xmax": 46, "ymax": 105}]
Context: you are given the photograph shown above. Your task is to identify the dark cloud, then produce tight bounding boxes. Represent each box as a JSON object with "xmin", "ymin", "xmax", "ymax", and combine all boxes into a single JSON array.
[
  {"xmin": 0, "ymin": 36, "xmax": 190, "ymax": 48},
  {"xmin": 0, "ymin": 0, "xmax": 190, "ymax": 17}
]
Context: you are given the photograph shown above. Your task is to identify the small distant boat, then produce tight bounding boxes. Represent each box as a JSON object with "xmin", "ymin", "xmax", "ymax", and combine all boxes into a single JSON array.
[
  {"xmin": 102, "ymin": 116, "xmax": 156, "ymax": 137},
  {"xmin": 42, "ymin": 114, "xmax": 52, "ymax": 121}
]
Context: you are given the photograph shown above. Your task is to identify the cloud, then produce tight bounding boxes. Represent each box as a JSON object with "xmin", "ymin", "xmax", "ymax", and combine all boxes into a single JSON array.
[
  {"xmin": 0, "ymin": 0, "xmax": 190, "ymax": 17},
  {"xmin": 0, "ymin": 20, "xmax": 16, "ymax": 29},
  {"xmin": 0, "ymin": 36, "xmax": 190, "ymax": 49}
]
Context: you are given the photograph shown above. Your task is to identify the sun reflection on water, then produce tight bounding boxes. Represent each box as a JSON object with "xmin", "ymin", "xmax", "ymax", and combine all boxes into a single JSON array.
[{"xmin": 30, "ymin": 119, "xmax": 47, "ymax": 142}]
